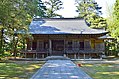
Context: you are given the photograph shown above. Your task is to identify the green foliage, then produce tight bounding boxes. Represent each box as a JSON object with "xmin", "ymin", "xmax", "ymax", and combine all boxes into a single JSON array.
[
  {"xmin": 105, "ymin": 40, "xmax": 119, "ymax": 56},
  {"xmin": 0, "ymin": 0, "xmax": 13, "ymax": 53},
  {"xmin": 86, "ymin": 14, "xmax": 107, "ymax": 29},
  {"xmin": 114, "ymin": 0, "xmax": 119, "ymax": 19},
  {"xmin": 107, "ymin": 0, "xmax": 119, "ymax": 39},
  {"xmin": 0, "ymin": 0, "xmax": 46, "ymax": 57},
  {"xmin": 37, "ymin": 0, "xmax": 47, "ymax": 17},
  {"xmin": 75, "ymin": 0, "xmax": 107, "ymax": 29},
  {"xmin": 106, "ymin": 0, "xmax": 119, "ymax": 56},
  {"xmin": 44, "ymin": 0, "xmax": 63, "ymax": 18},
  {"xmin": 76, "ymin": 0, "xmax": 97, "ymax": 17},
  {"xmin": 112, "ymin": 0, "xmax": 119, "ymax": 40}
]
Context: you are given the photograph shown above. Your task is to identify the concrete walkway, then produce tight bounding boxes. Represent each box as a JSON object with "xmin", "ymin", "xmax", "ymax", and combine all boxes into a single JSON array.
[{"xmin": 30, "ymin": 59, "xmax": 92, "ymax": 79}]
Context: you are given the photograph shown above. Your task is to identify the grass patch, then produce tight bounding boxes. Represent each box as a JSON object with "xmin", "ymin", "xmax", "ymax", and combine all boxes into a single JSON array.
[
  {"xmin": 75, "ymin": 62, "xmax": 119, "ymax": 79},
  {"xmin": 0, "ymin": 60, "xmax": 45, "ymax": 79}
]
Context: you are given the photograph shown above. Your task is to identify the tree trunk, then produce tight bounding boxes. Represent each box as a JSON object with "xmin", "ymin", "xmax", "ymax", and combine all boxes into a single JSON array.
[
  {"xmin": 13, "ymin": 33, "xmax": 18, "ymax": 59},
  {"xmin": 0, "ymin": 28, "xmax": 4, "ymax": 54},
  {"xmin": 14, "ymin": 39, "xmax": 18, "ymax": 59},
  {"xmin": 12, "ymin": 28, "xmax": 18, "ymax": 59}
]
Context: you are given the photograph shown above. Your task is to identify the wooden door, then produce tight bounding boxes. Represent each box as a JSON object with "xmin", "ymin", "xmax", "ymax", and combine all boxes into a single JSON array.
[{"xmin": 52, "ymin": 40, "xmax": 64, "ymax": 56}]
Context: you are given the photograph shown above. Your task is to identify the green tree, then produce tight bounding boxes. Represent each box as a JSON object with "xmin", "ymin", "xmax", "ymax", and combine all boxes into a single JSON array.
[
  {"xmin": 75, "ymin": 0, "xmax": 107, "ymax": 29},
  {"xmin": 113, "ymin": 0, "xmax": 119, "ymax": 40},
  {"xmin": 37, "ymin": 0, "xmax": 47, "ymax": 17},
  {"xmin": 0, "ymin": 0, "xmax": 46, "ymax": 58},
  {"xmin": 0, "ymin": 0, "xmax": 13, "ymax": 54},
  {"xmin": 8, "ymin": 0, "xmax": 39, "ymax": 59},
  {"xmin": 106, "ymin": 0, "xmax": 119, "ymax": 56},
  {"xmin": 44, "ymin": 0, "xmax": 63, "ymax": 18},
  {"xmin": 100, "ymin": 0, "xmax": 119, "ymax": 56}
]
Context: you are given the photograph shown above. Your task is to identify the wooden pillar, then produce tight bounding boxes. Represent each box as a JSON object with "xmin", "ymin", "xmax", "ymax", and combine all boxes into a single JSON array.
[
  {"xmin": 64, "ymin": 39, "xmax": 66, "ymax": 57},
  {"xmin": 89, "ymin": 53, "xmax": 92, "ymax": 59},
  {"xmin": 74, "ymin": 53, "xmax": 76, "ymax": 59},
  {"xmin": 33, "ymin": 54, "xmax": 35, "ymax": 58},
  {"xmin": 100, "ymin": 53, "xmax": 102, "ymax": 59},
  {"xmin": 49, "ymin": 39, "xmax": 52, "ymax": 55},
  {"xmin": 84, "ymin": 53, "xmax": 85, "ymax": 59},
  {"xmin": 36, "ymin": 40, "xmax": 39, "ymax": 59},
  {"xmin": 25, "ymin": 52, "xmax": 27, "ymax": 58},
  {"xmin": 36, "ymin": 40, "xmax": 39, "ymax": 51},
  {"xmin": 30, "ymin": 41, "xmax": 32, "ymax": 50},
  {"xmin": 78, "ymin": 53, "xmax": 80, "ymax": 59},
  {"xmin": 42, "ymin": 54, "xmax": 44, "ymax": 58}
]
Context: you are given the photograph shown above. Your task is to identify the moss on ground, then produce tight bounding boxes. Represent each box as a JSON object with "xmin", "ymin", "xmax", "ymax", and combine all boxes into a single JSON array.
[
  {"xmin": 75, "ymin": 62, "xmax": 119, "ymax": 79},
  {"xmin": 0, "ymin": 60, "xmax": 45, "ymax": 79}
]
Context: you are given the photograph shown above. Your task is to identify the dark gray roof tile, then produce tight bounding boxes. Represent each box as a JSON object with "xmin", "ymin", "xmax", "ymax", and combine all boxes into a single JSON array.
[{"xmin": 29, "ymin": 18, "xmax": 108, "ymax": 34}]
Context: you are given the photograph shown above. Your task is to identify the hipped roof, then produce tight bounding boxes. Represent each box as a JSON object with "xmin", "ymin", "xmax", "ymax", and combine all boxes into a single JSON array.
[{"xmin": 29, "ymin": 18, "xmax": 108, "ymax": 35}]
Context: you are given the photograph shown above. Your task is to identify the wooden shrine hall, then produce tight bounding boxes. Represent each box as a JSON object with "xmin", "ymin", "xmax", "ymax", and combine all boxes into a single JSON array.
[{"xmin": 23, "ymin": 18, "xmax": 108, "ymax": 59}]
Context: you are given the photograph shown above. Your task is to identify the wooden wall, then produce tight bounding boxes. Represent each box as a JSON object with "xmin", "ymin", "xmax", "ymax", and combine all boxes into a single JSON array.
[{"xmin": 26, "ymin": 34, "xmax": 105, "ymax": 51}]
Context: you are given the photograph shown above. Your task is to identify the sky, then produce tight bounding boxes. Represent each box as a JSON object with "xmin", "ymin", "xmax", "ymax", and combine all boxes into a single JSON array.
[
  {"xmin": 43, "ymin": 0, "xmax": 116, "ymax": 18},
  {"xmin": 95, "ymin": 0, "xmax": 116, "ymax": 17}
]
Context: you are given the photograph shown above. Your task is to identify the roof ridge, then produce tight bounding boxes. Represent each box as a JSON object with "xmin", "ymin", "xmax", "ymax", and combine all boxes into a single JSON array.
[{"xmin": 33, "ymin": 18, "xmax": 84, "ymax": 21}]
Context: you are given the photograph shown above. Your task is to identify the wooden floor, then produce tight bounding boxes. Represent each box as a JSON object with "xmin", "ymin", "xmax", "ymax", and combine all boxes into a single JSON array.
[{"xmin": 30, "ymin": 59, "xmax": 92, "ymax": 79}]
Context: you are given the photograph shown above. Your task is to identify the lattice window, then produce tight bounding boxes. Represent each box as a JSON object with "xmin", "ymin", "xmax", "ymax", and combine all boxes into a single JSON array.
[
  {"xmin": 84, "ymin": 40, "xmax": 91, "ymax": 50},
  {"xmin": 66, "ymin": 41, "xmax": 72, "ymax": 50},
  {"xmin": 72, "ymin": 40, "xmax": 80, "ymax": 50}
]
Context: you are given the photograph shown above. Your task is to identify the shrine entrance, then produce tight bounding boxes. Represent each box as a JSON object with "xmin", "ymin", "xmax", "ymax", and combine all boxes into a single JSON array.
[{"xmin": 52, "ymin": 40, "xmax": 64, "ymax": 56}]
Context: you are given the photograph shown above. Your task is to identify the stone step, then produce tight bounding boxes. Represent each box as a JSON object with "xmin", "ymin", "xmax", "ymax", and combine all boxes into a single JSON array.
[{"xmin": 45, "ymin": 56, "xmax": 70, "ymax": 60}]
